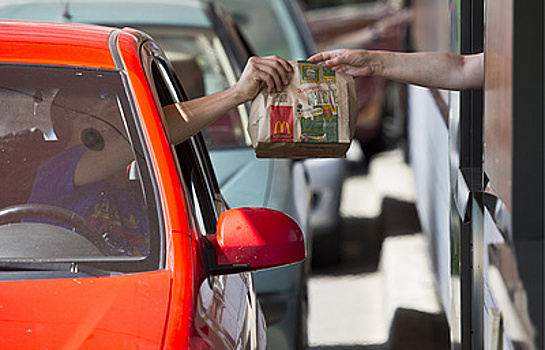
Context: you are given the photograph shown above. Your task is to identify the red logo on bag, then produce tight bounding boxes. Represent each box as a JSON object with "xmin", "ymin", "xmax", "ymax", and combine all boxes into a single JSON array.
[{"xmin": 271, "ymin": 106, "xmax": 293, "ymax": 142}]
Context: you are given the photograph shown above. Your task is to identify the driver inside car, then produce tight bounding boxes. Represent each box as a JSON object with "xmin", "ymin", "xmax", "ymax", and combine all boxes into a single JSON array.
[
  {"xmin": 27, "ymin": 87, "xmax": 149, "ymax": 256},
  {"xmin": 27, "ymin": 56, "xmax": 292, "ymax": 256}
]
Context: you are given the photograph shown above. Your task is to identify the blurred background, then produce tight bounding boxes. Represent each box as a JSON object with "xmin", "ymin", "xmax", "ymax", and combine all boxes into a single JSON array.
[
  {"xmin": 297, "ymin": 0, "xmax": 544, "ymax": 350},
  {"xmin": 297, "ymin": 1, "xmax": 448, "ymax": 349}
]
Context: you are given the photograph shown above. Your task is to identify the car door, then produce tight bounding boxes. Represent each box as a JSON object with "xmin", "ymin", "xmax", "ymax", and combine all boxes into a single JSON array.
[{"xmin": 139, "ymin": 40, "xmax": 263, "ymax": 349}]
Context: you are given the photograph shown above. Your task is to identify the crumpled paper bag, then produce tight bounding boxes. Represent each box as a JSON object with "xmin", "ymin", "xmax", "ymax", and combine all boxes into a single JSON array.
[{"xmin": 248, "ymin": 60, "xmax": 358, "ymax": 158}]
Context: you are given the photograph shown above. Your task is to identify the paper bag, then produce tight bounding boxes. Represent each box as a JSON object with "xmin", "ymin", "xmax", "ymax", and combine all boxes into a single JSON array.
[{"xmin": 248, "ymin": 60, "xmax": 357, "ymax": 158}]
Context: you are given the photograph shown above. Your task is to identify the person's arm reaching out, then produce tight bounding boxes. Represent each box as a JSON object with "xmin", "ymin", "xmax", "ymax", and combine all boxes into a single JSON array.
[
  {"xmin": 74, "ymin": 55, "xmax": 291, "ymax": 186},
  {"xmin": 163, "ymin": 55, "xmax": 292, "ymax": 144},
  {"xmin": 308, "ymin": 49, "xmax": 484, "ymax": 91}
]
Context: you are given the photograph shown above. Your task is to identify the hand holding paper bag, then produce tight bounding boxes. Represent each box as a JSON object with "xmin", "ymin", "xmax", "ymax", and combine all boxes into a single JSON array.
[{"xmin": 248, "ymin": 61, "xmax": 358, "ymax": 158}]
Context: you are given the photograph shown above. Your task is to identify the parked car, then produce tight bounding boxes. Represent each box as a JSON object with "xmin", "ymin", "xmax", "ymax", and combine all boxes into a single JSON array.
[
  {"xmin": 0, "ymin": 19, "xmax": 306, "ymax": 349},
  {"xmin": 217, "ymin": 0, "xmax": 347, "ymax": 268},
  {"xmin": 304, "ymin": 0, "xmax": 411, "ymax": 159},
  {"xmin": 0, "ymin": 1, "xmax": 312, "ymax": 349}
]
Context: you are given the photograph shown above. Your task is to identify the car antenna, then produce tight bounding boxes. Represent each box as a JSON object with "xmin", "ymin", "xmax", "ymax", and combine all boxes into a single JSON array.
[{"xmin": 61, "ymin": 0, "xmax": 72, "ymax": 22}]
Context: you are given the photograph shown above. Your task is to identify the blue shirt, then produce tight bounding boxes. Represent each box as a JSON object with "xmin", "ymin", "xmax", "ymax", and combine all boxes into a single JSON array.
[{"xmin": 28, "ymin": 146, "xmax": 149, "ymax": 256}]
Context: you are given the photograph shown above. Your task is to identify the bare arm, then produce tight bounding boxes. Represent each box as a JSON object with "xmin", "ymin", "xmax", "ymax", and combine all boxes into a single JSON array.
[
  {"xmin": 308, "ymin": 49, "xmax": 484, "ymax": 91},
  {"xmin": 162, "ymin": 86, "xmax": 246, "ymax": 144},
  {"xmin": 377, "ymin": 51, "xmax": 483, "ymax": 90},
  {"xmin": 74, "ymin": 134, "xmax": 134, "ymax": 187},
  {"xmin": 164, "ymin": 55, "xmax": 292, "ymax": 144},
  {"xmin": 73, "ymin": 56, "xmax": 291, "ymax": 186}
]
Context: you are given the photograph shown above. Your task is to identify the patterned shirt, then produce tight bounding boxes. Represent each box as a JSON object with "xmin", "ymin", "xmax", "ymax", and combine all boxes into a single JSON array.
[{"xmin": 28, "ymin": 146, "xmax": 149, "ymax": 256}]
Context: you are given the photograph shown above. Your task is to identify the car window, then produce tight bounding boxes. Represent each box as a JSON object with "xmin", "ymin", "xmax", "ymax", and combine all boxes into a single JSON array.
[
  {"xmin": 146, "ymin": 53, "xmax": 223, "ymax": 236},
  {"xmin": 0, "ymin": 64, "xmax": 159, "ymax": 271},
  {"xmin": 175, "ymin": 138, "xmax": 220, "ymax": 237},
  {"xmin": 137, "ymin": 25, "xmax": 250, "ymax": 150}
]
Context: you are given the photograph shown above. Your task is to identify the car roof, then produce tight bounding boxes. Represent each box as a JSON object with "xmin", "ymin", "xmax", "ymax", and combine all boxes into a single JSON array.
[
  {"xmin": 0, "ymin": 20, "xmax": 124, "ymax": 69},
  {"xmin": 0, "ymin": 0, "xmax": 211, "ymax": 28}
]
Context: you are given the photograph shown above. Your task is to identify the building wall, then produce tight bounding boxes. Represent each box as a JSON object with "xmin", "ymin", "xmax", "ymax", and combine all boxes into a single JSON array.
[
  {"xmin": 407, "ymin": 85, "xmax": 450, "ymax": 314},
  {"xmin": 408, "ymin": 0, "xmax": 543, "ymax": 349},
  {"xmin": 484, "ymin": 0, "xmax": 513, "ymax": 211},
  {"xmin": 407, "ymin": 0, "xmax": 453, "ymax": 318}
]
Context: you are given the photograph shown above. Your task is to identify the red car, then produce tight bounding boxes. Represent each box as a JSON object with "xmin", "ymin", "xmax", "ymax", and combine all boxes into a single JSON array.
[{"xmin": 0, "ymin": 20, "xmax": 304, "ymax": 349}]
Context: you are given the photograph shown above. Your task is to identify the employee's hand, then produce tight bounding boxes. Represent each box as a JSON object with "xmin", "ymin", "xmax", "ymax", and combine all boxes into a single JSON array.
[
  {"xmin": 310, "ymin": 49, "xmax": 484, "ymax": 90},
  {"xmin": 308, "ymin": 49, "xmax": 377, "ymax": 78}
]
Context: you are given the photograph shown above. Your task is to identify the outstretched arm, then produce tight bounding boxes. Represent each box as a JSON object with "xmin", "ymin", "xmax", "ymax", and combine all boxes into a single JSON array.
[
  {"xmin": 74, "ymin": 56, "xmax": 292, "ymax": 186},
  {"xmin": 163, "ymin": 55, "xmax": 292, "ymax": 144},
  {"xmin": 308, "ymin": 49, "xmax": 484, "ymax": 91}
]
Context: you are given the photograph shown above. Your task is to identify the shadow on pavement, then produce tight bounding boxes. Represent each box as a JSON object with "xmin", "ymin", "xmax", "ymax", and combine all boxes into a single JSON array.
[
  {"xmin": 308, "ymin": 308, "xmax": 450, "ymax": 350},
  {"xmin": 310, "ymin": 345, "xmax": 386, "ymax": 350},
  {"xmin": 388, "ymin": 308, "xmax": 450, "ymax": 350},
  {"xmin": 312, "ymin": 195, "xmax": 421, "ymax": 277},
  {"xmin": 308, "ymin": 158, "xmax": 451, "ymax": 349}
]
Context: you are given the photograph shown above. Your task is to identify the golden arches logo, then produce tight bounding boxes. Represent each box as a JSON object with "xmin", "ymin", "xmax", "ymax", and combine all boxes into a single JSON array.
[{"xmin": 274, "ymin": 121, "xmax": 291, "ymax": 135}]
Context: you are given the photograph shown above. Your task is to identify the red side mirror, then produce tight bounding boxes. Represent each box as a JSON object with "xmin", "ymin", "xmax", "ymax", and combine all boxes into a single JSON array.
[{"xmin": 205, "ymin": 207, "xmax": 305, "ymax": 274}]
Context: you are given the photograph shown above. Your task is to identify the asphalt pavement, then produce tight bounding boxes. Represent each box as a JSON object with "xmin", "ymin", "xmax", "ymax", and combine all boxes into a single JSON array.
[{"xmin": 307, "ymin": 147, "xmax": 450, "ymax": 350}]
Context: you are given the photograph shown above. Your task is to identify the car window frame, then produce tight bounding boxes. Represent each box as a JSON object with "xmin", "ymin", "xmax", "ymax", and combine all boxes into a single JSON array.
[{"xmin": 140, "ymin": 41, "xmax": 225, "ymax": 237}]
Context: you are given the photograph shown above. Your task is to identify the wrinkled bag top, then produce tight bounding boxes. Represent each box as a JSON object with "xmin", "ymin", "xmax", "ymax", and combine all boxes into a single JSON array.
[{"xmin": 248, "ymin": 60, "xmax": 357, "ymax": 158}]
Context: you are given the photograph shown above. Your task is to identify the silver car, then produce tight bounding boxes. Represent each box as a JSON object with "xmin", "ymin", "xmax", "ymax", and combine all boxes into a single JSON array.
[{"xmin": 218, "ymin": 0, "xmax": 348, "ymax": 268}]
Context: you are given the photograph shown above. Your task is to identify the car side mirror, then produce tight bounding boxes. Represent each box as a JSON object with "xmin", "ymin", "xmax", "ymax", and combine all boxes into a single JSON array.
[{"xmin": 204, "ymin": 207, "xmax": 305, "ymax": 275}]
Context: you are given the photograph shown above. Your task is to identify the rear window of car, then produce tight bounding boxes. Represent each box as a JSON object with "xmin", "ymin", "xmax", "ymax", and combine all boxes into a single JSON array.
[{"xmin": 0, "ymin": 64, "xmax": 160, "ymax": 274}]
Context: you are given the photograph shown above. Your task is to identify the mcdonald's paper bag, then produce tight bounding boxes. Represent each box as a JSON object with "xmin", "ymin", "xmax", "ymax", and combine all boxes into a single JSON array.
[{"xmin": 248, "ymin": 60, "xmax": 357, "ymax": 158}]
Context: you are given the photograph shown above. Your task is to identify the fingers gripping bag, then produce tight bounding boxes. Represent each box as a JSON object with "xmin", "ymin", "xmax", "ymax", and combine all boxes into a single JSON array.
[{"xmin": 248, "ymin": 60, "xmax": 358, "ymax": 158}]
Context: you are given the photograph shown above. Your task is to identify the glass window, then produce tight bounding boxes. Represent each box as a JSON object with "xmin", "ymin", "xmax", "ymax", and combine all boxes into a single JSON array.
[
  {"xmin": 176, "ymin": 139, "xmax": 219, "ymax": 237},
  {"xmin": 217, "ymin": 0, "xmax": 308, "ymax": 60},
  {"xmin": 138, "ymin": 26, "xmax": 250, "ymax": 150},
  {"xmin": 147, "ymin": 54, "xmax": 222, "ymax": 237},
  {"xmin": 0, "ymin": 65, "xmax": 157, "ymax": 270}
]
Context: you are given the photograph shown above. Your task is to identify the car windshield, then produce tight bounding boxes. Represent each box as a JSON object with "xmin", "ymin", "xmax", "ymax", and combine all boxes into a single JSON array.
[
  {"xmin": 0, "ymin": 65, "xmax": 157, "ymax": 270},
  {"xmin": 139, "ymin": 25, "xmax": 251, "ymax": 150}
]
